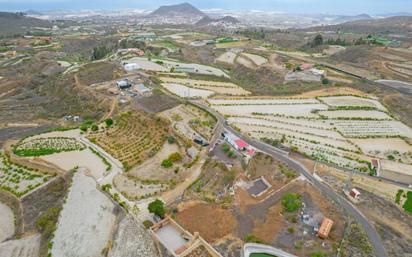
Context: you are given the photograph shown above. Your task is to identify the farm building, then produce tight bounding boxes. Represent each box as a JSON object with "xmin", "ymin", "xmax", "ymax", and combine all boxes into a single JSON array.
[
  {"xmin": 224, "ymin": 133, "xmax": 248, "ymax": 151},
  {"xmin": 349, "ymin": 188, "xmax": 361, "ymax": 199},
  {"xmin": 136, "ymin": 32, "xmax": 157, "ymax": 41},
  {"xmin": 135, "ymin": 83, "xmax": 152, "ymax": 96},
  {"xmin": 123, "ymin": 63, "xmax": 140, "ymax": 72},
  {"xmin": 116, "ymin": 80, "xmax": 132, "ymax": 90},
  {"xmin": 318, "ymin": 217, "xmax": 334, "ymax": 239},
  {"xmin": 175, "ymin": 66, "xmax": 196, "ymax": 73},
  {"xmin": 308, "ymin": 68, "xmax": 326, "ymax": 77}
]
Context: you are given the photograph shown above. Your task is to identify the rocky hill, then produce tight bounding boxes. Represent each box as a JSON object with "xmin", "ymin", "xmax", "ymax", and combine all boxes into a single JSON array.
[
  {"xmin": 195, "ymin": 15, "xmax": 240, "ymax": 26},
  {"xmin": 147, "ymin": 2, "xmax": 206, "ymax": 24}
]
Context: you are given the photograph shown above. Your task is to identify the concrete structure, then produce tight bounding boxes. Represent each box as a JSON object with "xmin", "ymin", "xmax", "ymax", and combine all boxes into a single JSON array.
[
  {"xmin": 318, "ymin": 217, "xmax": 334, "ymax": 239},
  {"xmin": 135, "ymin": 83, "xmax": 152, "ymax": 96},
  {"xmin": 243, "ymin": 243, "xmax": 298, "ymax": 257},
  {"xmin": 247, "ymin": 176, "xmax": 272, "ymax": 197},
  {"xmin": 150, "ymin": 217, "xmax": 222, "ymax": 257}
]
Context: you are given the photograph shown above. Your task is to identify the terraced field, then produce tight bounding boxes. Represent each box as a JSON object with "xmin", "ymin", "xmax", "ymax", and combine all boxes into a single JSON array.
[
  {"xmin": 159, "ymin": 77, "xmax": 250, "ymax": 96},
  {"xmin": 209, "ymin": 95, "xmax": 412, "ymax": 172},
  {"xmin": 13, "ymin": 137, "xmax": 85, "ymax": 157},
  {"xmin": 0, "ymin": 152, "xmax": 52, "ymax": 197},
  {"xmin": 88, "ymin": 111, "xmax": 169, "ymax": 170}
]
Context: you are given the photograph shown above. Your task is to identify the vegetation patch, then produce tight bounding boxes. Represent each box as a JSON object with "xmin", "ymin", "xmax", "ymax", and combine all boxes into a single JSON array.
[
  {"xmin": 13, "ymin": 137, "xmax": 85, "ymax": 157},
  {"xmin": 0, "ymin": 152, "xmax": 52, "ymax": 197},
  {"xmin": 88, "ymin": 111, "xmax": 169, "ymax": 170}
]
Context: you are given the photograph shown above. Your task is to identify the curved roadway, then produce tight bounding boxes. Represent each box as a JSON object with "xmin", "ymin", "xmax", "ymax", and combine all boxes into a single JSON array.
[{"xmin": 191, "ymin": 100, "xmax": 388, "ymax": 257}]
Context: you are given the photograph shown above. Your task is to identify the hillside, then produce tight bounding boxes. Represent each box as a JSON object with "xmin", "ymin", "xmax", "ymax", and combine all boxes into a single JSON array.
[
  {"xmin": 304, "ymin": 16, "xmax": 412, "ymax": 34},
  {"xmin": 196, "ymin": 15, "xmax": 240, "ymax": 26},
  {"xmin": 0, "ymin": 12, "xmax": 51, "ymax": 36}
]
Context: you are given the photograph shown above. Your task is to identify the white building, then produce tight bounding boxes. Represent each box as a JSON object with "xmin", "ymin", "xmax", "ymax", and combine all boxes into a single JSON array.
[{"xmin": 123, "ymin": 63, "xmax": 140, "ymax": 72}]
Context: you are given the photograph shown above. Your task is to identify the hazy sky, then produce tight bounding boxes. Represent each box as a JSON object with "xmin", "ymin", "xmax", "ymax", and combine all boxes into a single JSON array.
[{"xmin": 0, "ymin": 0, "xmax": 411, "ymax": 14}]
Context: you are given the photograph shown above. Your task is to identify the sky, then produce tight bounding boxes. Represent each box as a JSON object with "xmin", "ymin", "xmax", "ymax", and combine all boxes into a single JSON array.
[{"xmin": 0, "ymin": 0, "xmax": 411, "ymax": 15}]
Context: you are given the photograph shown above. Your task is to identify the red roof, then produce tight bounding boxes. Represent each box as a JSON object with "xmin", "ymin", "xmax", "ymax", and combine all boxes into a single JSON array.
[
  {"xmin": 247, "ymin": 148, "xmax": 256, "ymax": 156},
  {"xmin": 234, "ymin": 139, "xmax": 248, "ymax": 149}
]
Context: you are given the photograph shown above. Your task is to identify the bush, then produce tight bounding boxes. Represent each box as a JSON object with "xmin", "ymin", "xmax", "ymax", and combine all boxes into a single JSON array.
[
  {"xmin": 161, "ymin": 159, "xmax": 173, "ymax": 168},
  {"xmin": 91, "ymin": 124, "xmax": 99, "ymax": 131},
  {"xmin": 105, "ymin": 118, "xmax": 113, "ymax": 127},
  {"xmin": 167, "ymin": 136, "xmax": 176, "ymax": 144},
  {"xmin": 244, "ymin": 234, "xmax": 263, "ymax": 244},
  {"xmin": 310, "ymin": 252, "xmax": 327, "ymax": 257},
  {"xmin": 143, "ymin": 220, "xmax": 154, "ymax": 229},
  {"xmin": 281, "ymin": 193, "xmax": 302, "ymax": 212},
  {"xmin": 168, "ymin": 152, "xmax": 182, "ymax": 162},
  {"xmin": 148, "ymin": 199, "xmax": 166, "ymax": 218},
  {"xmin": 322, "ymin": 78, "xmax": 329, "ymax": 85}
]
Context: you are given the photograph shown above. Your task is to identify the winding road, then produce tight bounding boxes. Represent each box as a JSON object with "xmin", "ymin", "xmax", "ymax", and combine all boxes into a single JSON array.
[{"xmin": 190, "ymin": 100, "xmax": 388, "ymax": 257}]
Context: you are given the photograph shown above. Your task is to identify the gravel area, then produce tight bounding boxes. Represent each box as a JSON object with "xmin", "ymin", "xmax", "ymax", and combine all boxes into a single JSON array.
[
  {"xmin": 109, "ymin": 216, "xmax": 159, "ymax": 257},
  {"xmin": 0, "ymin": 234, "xmax": 40, "ymax": 257},
  {"xmin": 0, "ymin": 202, "xmax": 14, "ymax": 242},
  {"xmin": 51, "ymin": 170, "xmax": 117, "ymax": 257}
]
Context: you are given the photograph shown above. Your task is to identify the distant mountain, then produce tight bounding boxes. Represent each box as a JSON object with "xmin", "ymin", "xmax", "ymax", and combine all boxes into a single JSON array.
[
  {"xmin": 25, "ymin": 9, "xmax": 44, "ymax": 16},
  {"xmin": 331, "ymin": 14, "xmax": 373, "ymax": 23},
  {"xmin": 303, "ymin": 16, "xmax": 412, "ymax": 34},
  {"xmin": 195, "ymin": 15, "xmax": 240, "ymax": 26},
  {"xmin": 376, "ymin": 12, "xmax": 412, "ymax": 18},
  {"xmin": 149, "ymin": 2, "xmax": 205, "ymax": 18},
  {"xmin": 0, "ymin": 12, "xmax": 51, "ymax": 36}
]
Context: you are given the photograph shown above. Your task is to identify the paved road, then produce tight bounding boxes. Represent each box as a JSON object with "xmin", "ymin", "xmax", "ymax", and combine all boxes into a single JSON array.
[{"xmin": 191, "ymin": 100, "xmax": 388, "ymax": 257}]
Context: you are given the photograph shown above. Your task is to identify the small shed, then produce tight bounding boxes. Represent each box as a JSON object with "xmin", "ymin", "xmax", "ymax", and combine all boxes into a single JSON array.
[
  {"xmin": 318, "ymin": 217, "xmax": 334, "ymax": 239},
  {"xmin": 349, "ymin": 188, "xmax": 361, "ymax": 199}
]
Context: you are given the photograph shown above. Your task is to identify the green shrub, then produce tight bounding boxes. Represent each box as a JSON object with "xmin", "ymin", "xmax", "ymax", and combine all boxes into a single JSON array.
[
  {"xmin": 161, "ymin": 159, "xmax": 173, "ymax": 168},
  {"xmin": 91, "ymin": 124, "xmax": 99, "ymax": 132},
  {"xmin": 281, "ymin": 193, "xmax": 302, "ymax": 212},
  {"xmin": 244, "ymin": 234, "xmax": 263, "ymax": 244},
  {"xmin": 310, "ymin": 252, "xmax": 327, "ymax": 257},
  {"xmin": 105, "ymin": 118, "xmax": 114, "ymax": 127}
]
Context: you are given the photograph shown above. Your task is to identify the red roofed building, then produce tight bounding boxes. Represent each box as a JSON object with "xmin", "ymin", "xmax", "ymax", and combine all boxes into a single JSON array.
[{"xmin": 234, "ymin": 139, "xmax": 248, "ymax": 150}]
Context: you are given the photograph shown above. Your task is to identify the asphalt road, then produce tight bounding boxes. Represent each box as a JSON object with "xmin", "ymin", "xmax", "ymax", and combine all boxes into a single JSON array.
[{"xmin": 191, "ymin": 100, "xmax": 388, "ymax": 257}]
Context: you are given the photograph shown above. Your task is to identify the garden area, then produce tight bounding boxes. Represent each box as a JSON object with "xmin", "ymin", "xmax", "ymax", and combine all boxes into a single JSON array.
[
  {"xmin": 13, "ymin": 137, "xmax": 86, "ymax": 157},
  {"xmin": 0, "ymin": 152, "xmax": 52, "ymax": 197},
  {"xmin": 88, "ymin": 111, "xmax": 169, "ymax": 170}
]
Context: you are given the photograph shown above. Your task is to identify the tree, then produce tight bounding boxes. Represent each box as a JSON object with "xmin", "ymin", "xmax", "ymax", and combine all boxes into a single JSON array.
[
  {"xmin": 322, "ymin": 78, "xmax": 329, "ymax": 85},
  {"xmin": 311, "ymin": 34, "xmax": 323, "ymax": 48},
  {"xmin": 281, "ymin": 193, "xmax": 302, "ymax": 212},
  {"xmin": 148, "ymin": 199, "xmax": 166, "ymax": 218},
  {"xmin": 105, "ymin": 118, "xmax": 113, "ymax": 127}
]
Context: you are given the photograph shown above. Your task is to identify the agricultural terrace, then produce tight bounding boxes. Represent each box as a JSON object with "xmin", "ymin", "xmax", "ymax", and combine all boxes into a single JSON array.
[
  {"xmin": 162, "ymin": 83, "xmax": 214, "ymax": 98},
  {"xmin": 88, "ymin": 111, "xmax": 169, "ymax": 170},
  {"xmin": 159, "ymin": 76, "xmax": 251, "ymax": 96},
  {"xmin": 236, "ymin": 53, "xmax": 268, "ymax": 69},
  {"xmin": 208, "ymin": 95, "xmax": 412, "ymax": 172},
  {"xmin": 13, "ymin": 137, "xmax": 85, "ymax": 157},
  {"xmin": 0, "ymin": 152, "xmax": 52, "ymax": 197},
  {"xmin": 125, "ymin": 57, "xmax": 229, "ymax": 78},
  {"xmin": 161, "ymin": 104, "xmax": 217, "ymax": 140}
]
